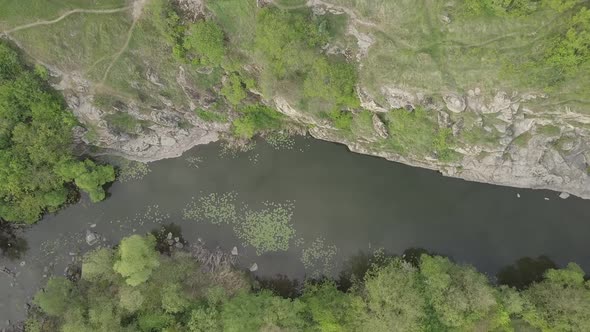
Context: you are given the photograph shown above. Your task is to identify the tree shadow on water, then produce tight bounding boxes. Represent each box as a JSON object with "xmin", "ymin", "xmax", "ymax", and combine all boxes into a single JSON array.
[
  {"xmin": 337, "ymin": 247, "xmax": 442, "ymax": 291},
  {"xmin": 255, "ymin": 274, "xmax": 302, "ymax": 299},
  {"xmin": 0, "ymin": 221, "xmax": 29, "ymax": 261},
  {"xmin": 496, "ymin": 255, "xmax": 557, "ymax": 290}
]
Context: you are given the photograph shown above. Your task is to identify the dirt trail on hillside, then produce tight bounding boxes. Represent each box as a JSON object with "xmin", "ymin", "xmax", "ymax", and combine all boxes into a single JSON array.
[
  {"xmin": 101, "ymin": 0, "xmax": 147, "ymax": 83},
  {"xmin": 1, "ymin": 7, "xmax": 131, "ymax": 35}
]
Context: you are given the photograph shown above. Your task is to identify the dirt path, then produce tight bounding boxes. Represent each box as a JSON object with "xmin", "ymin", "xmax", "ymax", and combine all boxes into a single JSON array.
[
  {"xmin": 1, "ymin": 7, "xmax": 131, "ymax": 35},
  {"xmin": 101, "ymin": 0, "xmax": 147, "ymax": 83},
  {"xmin": 101, "ymin": 20, "xmax": 137, "ymax": 83}
]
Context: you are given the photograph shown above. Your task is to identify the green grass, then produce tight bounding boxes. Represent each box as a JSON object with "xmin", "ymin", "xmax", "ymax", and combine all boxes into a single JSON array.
[
  {"xmin": 207, "ymin": 0, "xmax": 257, "ymax": 51},
  {"xmin": 0, "ymin": 0, "xmax": 126, "ymax": 29},
  {"xmin": 195, "ymin": 109, "xmax": 228, "ymax": 123},
  {"xmin": 537, "ymin": 124, "xmax": 561, "ymax": 137},
  {"xmin": 513, "ymin": 132, "xmax": 533, "ymax": 147},
  {"xmin": 381, "ymin": 107, "xmax": 452, "ymax": 159},
  {"xmin": 274, "ymin": 0, "xmax": 308, "ymax": 8},
  {"xmin": 351, "ymin": 110, "xmax": 376, "ymax": 137},
  {"xmin": 329, "ymin": 0, "xmax": 589, "ymax": 114},
  {"xmin": 11, "ymin": 12, "xmax": 131, "ymax": 73},
  {"xmin": 104, "ymin": 112, "xmax": 147, "ymax": 135}
]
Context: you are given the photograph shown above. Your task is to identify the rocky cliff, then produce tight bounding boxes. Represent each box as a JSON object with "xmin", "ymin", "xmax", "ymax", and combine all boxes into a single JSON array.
[{"xmin": 3, "ymin": 0, "xmax": 589, "ymax": 198}]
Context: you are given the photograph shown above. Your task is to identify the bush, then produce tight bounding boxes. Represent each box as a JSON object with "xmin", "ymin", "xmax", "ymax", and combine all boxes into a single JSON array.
[
  {"xmin": 195, "ymin": 108, "xmax": 228, "ymax": 123},
  {"xmin": 232, "ymin": 104, "xmax": 283, "ymax": 139},
  {"xmin": 221, "ymin": 73, "xmax": 248, "ymax": 105},
  {"xmin": 183, "ymin": 20, "xmax": 226, "ymax": 67},
  {"xmin": 304, "ymin": 58, "xmax": 359, "ymax": 108},
  {"xmin": 327, "ymin": 109, "xmax": 353, "ymax": 130},
  {"xmin": 255, "ymin": 8, "xmax": 327, "ymax": 78}
]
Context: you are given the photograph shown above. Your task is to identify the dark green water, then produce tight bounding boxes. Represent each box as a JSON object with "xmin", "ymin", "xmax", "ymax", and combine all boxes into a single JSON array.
[{"xmin": 1, "ymin": 137, "xmax": 590, "ymax": 324}]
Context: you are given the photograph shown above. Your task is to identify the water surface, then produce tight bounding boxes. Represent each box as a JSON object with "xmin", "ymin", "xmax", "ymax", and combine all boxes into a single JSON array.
[{"xmin": 1, "ymin": 137, "xmax": 590, "ymax": 324}]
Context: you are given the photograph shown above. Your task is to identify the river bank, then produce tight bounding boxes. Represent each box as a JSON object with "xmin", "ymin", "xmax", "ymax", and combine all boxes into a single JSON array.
[{"xmin": 1, "ymin": 137, "xmax": 590, "ymax": 326}]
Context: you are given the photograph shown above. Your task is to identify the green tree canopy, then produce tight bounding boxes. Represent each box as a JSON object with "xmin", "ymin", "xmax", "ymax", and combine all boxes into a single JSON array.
[
  {"xmin": 522, "ymin": 263, "xmax": 590, "ymax": 331},
  {"xmin": 113, "ymin": 234, "xmax": 160, "ymax": 286},
  {"xmin": 183, "ymin": 20, "xmax": 226, "ymax": 67},
  {"xmin": 0, "ymin": 42, "xmax": 114, "ymax": 223},
  {"xmin": 33, "ymin": 277, "xmax": 81, "ymax": 317}
]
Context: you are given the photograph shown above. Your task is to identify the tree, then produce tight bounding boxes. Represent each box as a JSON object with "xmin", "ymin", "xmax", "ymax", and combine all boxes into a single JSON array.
[
  {"xmin": 187, "ymin": 306, "xmax": 221, "ymax": 332},
  {"xmin": 232, "ymin": 104, "xmax": 283, "ymax": 139},
  {"xmin": 221, "ymin": 291, "xmax": 307, "ymax": 332},
  {"xmin": 255, "ymin": 8, "xmax": 325, "ymax": 77},
  {"xmin": 302, "ymin": 282, "xmax": 365, "ymax": 332},
  {"xmin": 114, "ymin": 234, "xmax": 160, "ymax": 286},
  {"xmin": 161, "ymin": 282, "xmax": 190, "ymax": 313},
  {"xmin": 0, "ymin": 42, "xmax": 114, "ymax": 223},
  {"xmin": 183, "ymin": 20, "xmax": 225, "ymax": 67},
  {"xmin": 361, "ymin": 258, "xmax": 427, "ymax": 331},
  {"xmin": 58, "ymin": 159, "xmax": 115, "ymax": 203},
  {"xmin": 522, "ymin": 263, "xmax": 590, "ymax": 331},
  {"xmin": 33, "ymin": 277, "xmax": 80, "ymax": 317},
  {"xmin": 303, "ymin": 58, "xmax": 359, "ymax": 109},
  {"xmin": 81, "ymin": 248, "xmax": 117, "ymax": 282},
  {"xmin": 119, "ymin": 286, "xmax": 145, "ymax": 313},
  {"xmin": 220, "ymin": 73, "xmax": 247, "ymax": 105},
  {"xmin": 419, "ymin": 255, "xmax": 508, "ymax": 330}
]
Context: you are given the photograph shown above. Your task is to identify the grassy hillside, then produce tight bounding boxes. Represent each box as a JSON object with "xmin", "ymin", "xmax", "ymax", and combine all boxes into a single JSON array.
[{"xmin": 1, "ymin": 0, "xmax": 589, "ymax": 178}]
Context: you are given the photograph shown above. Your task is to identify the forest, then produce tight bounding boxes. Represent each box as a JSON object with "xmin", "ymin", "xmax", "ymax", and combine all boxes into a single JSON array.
[{"xmin": 26, "ymin": 234, "xmax": 590, "ymax": 332}]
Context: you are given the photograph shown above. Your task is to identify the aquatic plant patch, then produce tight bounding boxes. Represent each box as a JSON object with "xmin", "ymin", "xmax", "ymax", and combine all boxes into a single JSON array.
[
  {"xmin": 301, "ymin": 237, "xmax": 338, "ymax": 278},
  {"xmin": 235, "ymin": 201, "xmax": 296, "ymax": 255},
  {"xmin": 183, "ymin": 192, "xmax": 239, "ymax": 225}
]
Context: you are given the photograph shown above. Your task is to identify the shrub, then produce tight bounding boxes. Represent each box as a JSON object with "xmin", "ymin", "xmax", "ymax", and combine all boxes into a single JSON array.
[
  {"xmin": 232, "ymin": 104, "xmax": 283, "ymax": 139},
  {"xmin": 183, "ymin": 20, "xmax": 226, "ymax": 67},
  {"xmin": 195, "ymin": 108, "xmax": 228, "ymax": 123}
]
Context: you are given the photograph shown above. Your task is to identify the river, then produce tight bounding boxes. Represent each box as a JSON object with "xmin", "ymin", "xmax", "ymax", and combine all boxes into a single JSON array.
[{"xmin": 1, "ymin": 136, "xmax": 590, "ymax": 325}]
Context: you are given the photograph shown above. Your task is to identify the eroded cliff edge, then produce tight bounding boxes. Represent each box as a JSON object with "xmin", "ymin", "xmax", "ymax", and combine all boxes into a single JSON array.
[{"xmin": 3, "ymin": 0, "xmax": 589, "ymax": 198}]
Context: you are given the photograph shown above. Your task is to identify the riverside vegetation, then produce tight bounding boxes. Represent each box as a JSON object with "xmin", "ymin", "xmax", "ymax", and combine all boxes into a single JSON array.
[
  {"xmin": 26, "ymin": 234, "xmax": 590, "ymax": 332},
  {"xmin": 0, "ymin": 41, "xmax": 114, "ymax": 223},
  {"xmin": 1, "ymin": 0, "xmax": 590, "ymax": 329}
]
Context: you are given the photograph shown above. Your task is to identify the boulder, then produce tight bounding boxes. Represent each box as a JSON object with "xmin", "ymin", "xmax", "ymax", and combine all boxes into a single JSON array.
[
  {"xmin": 249, "ymin": 263, "xmax": 258, "ymax": 272},
  {"xmin": 443, "ymin": 93, "xmax": 466, "ymax": 113},
  {"xmin": 559, "ymin": 192, "xmax": 570, "ymax": 199},
  {"xmin": 231, "ymin": 246, "xmax": 239, "ymax": 256},
  {"xmin": 452, "ymin": 118, "xmax": 464, "ymax": 137},
  {"xmin": 85, "ymin": 230, "xmax": 99, "ymax": 246},
  {"xmin": 372, "ymin": 114, "xmax": 389, "ymax": 139},
  {"xmin": 438, "ymin": 111, "xmax": 451, "ymax": 128}
]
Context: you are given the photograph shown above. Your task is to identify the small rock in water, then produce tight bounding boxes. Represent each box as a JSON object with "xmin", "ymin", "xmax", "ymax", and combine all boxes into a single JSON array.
[
  {"xmin": 544, "ymin": 197, "xmax": 550, "ymax": 201},
  {"xmin": 174, "ymin": 237, "xmax": 180, "ymax": 243},
  {"xmin": 231, "ymin": 246, "xmax": 238, "ymax": 256},
  {"xmin": 86, "ymin": 230, "xmax": 99, "ymax": 246},
  {"xmin": 249, "ymin": 263, "xmax": 258, "ymax": 272},
  {"xmin": 559, "ymin": 192, "xmax": 570, "ymax": 199},
  {"xmin": 90, "ymin": 223, "xmax": 96, "ymax": 228},
  {"xmin": 174, "ymin": 242, "xmax": 184, "ymax": 249},
  {"xmin": 516, "ymin": 193, "xmax": 521, "ymax": 198},
  {"xmin": 167, "ymin": 232, "xmax": 173, "ymax": 240},
  {"xmin": 19, "ymin": 261, "xmax": 25, "ymax": 267}
]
